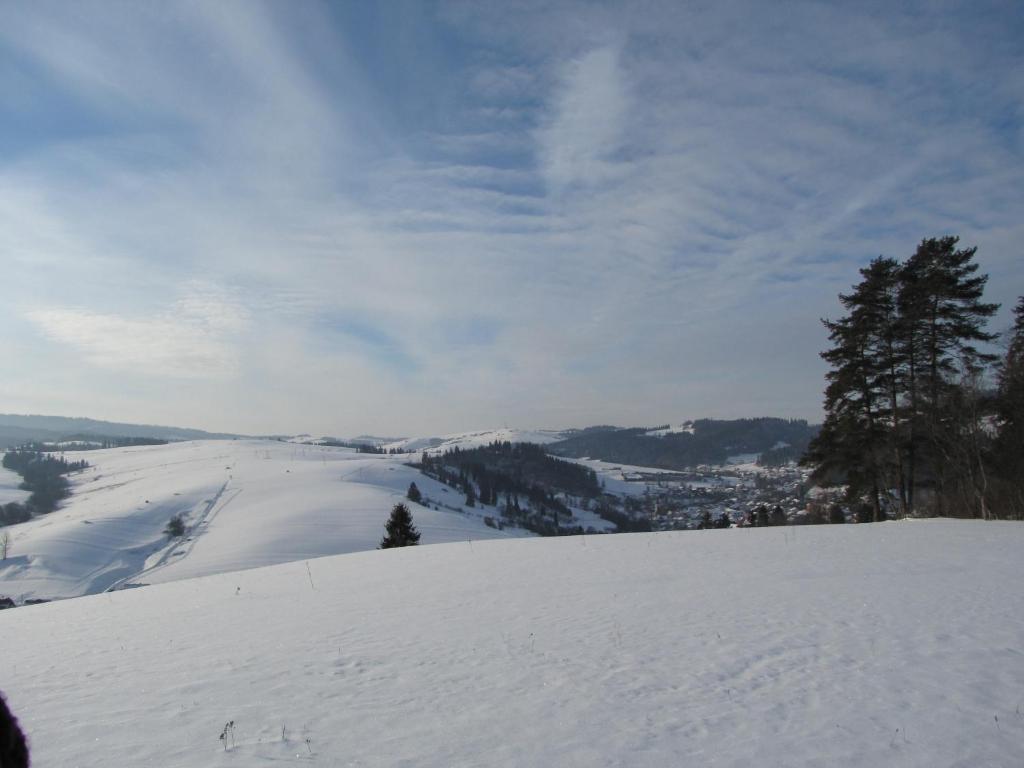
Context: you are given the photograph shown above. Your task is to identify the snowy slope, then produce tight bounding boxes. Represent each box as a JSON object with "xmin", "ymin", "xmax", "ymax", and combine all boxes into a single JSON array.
[
  {"xmin": 2, "ymin": 520, "xmax": 1022, "ymax": 767},
  {"xmin": 645, "ymin": 422, "xmax": 696, "ymax": 437},
  {"xmin": 562, "ymin": 456, "xmax": 679, "ymax": 497},
  {"xmin": 0, "ymin": 461, "xmax": 30, "ymax": 505},
  {"xmin": 0, "ymin": 440, "xmax": 525, "ymax": 602},
  {"xmin": 384, "ymin": 427, "xmax": 567, "ymax": 454}
]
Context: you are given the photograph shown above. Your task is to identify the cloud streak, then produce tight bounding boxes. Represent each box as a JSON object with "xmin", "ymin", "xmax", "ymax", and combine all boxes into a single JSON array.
[
  {"xmin": 1, "ymin": 0, "xmax": 1021, "ymax": 435},
  {"xmin": 27, "ymin": 287, "xmax": 250, "ymax": 379}
]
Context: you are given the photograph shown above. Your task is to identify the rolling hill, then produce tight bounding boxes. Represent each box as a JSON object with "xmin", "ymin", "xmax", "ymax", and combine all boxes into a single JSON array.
[
  {"xmin": 0, "ymin": 439, "xmax": 526, "ymax": 602},
  {"xmin": 548, "ymin": 418, "xmax": 819, "ymax": 469},
  {"xmin": 0, "ymin": 413, "xmax": 240, "ymax": 448},
  {"xmin": 1, "ymin": 520, "xmax": 1021, "ymax": 767}
]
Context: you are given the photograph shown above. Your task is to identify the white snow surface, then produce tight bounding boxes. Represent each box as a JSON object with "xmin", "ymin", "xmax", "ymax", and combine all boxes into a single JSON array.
[
  {"xmin": 0, "ymin": 460, "xmax": 30, "ymax": 505},
  {"xmin": 725, "ymin": 451, "xmax": 762, "ymax": 466},
  {"xmin": 645, "ymin": 422, "xmax": 696, "ymax": 437},
  {"xmin": 0, "ymin": 440, "xmax": 523, "ymax": 602},
  {"xmin": 562, "ymin": 456, "xmax": 678, "ymax": 496},
  {"xmin": 384, "ymin": 427, "xmax": 567, "ymax": 454},
  {"xmin": 2, "ymin": 520, "xmax": 1022, "ymax": 767}
]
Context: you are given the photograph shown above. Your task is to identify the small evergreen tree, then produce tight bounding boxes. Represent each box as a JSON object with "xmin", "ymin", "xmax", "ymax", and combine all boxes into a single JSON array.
[
  {"xmin": 406, "ymin": 482, "xmax": 422, "ymax": 504},
  {"xmin": 165, "ymin": 515, "xmax": 185, "ymax": 537},
  {"xmin": 379, "ymin": 503, "xmax": 421, "ymax": 548}
]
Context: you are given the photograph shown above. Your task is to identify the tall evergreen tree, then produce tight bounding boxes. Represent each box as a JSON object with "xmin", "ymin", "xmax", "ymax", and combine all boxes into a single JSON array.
[
  {"xmin": 805, "ymin": 237, "xmax": 998, "ymax": 518},
  {"xmin": 804, "ymin": 257, "xmax": 900, "ymax": 520},
  {"xmin": 379, "ymin": 503, "xmax": 421, "ymax": 548},
  {"xmin": 994, "ymin": 297, "xmax": 1024, "ymax": 516},
  {"xmin": 897, "ymin": 237, "xmax": 998, "ymax": 513}
]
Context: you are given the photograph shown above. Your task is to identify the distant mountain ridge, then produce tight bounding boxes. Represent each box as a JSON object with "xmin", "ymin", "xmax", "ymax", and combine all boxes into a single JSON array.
[
  {"xmin": 1, "ymin": 415, "xmax": 820, "ymax": 466},
  {"xmin": 548, "ymin": 418, "xmax": 820, "ymax": 470},
  {"xmin": 0, "ymin": 414, "xmax": 240, "ymax": 447}
]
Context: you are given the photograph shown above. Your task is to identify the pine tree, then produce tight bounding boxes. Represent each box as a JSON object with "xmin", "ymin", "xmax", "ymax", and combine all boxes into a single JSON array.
[
  {"xmin": 898, "ymin": 237, "xmax": 998, "ymax": 513},
  {"xmin": 379, "ymin": 503, "xmax": 421, "ymax": 548},
  {"xmin": 806, "ymin": 238, "xmax": 998, "ymax": 518},
  {"xmin": 994, "ymin": 297, "xmax": 1024, "ymax": 516},
  {"xmin": 804, "ymin": 257, "xmax": 901, "ymax": 520},
  {"xmin": 406, "ymin": 482, "xmax": 422, "ymax": 504},
  {"xmin": 164, "ymin": 515, "xmax": 185, "ymax": 537}
]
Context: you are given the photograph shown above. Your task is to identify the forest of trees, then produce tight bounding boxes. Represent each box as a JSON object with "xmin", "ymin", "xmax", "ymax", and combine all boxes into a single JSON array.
[
  {"xmin": 802, "ymin": 236, "xmax": 1023, "ymax": 521},
  {"xmin": 316, "ymin": 440, "xmax": 405, "ymax": 454},
  {"xmin": 419, "ymin": 441, "xmax": 601, "ymax": 536},
  {"xmin": 548, "ymin": 419, "xmax": 818, "ymax": 470},
  {"xmin": 1, "ymin": 450, "xmax": 89, "ymax": 526},
  {"xmin": 17, "ymin": 436, "xmax": 168, "ymax": 452}
]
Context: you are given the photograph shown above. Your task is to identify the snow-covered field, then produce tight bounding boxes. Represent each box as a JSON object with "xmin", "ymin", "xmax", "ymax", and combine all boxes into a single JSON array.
[
  {"xmin": 2, "ymin": 520, "xmax": 1022, "ymax": 767},
  {"xmin": 0, "ymin": 462, "xmax": 30, "ymax": 505},
  {"xmin": 645, "ymin": 422, "xmax": 696, "ymax": 437},
  {"xmin": 561, "ymin": 456, "xmax": 683, "ymax": 496},
  {"xmin": 383, "ymin": 427, "xmax": 567, "ymax": 455},
  {"xmin": 0, "ymin": 440, "xmax": 524, "ymax": 602},
  {"xmin": 725, "ymin": 452, "xmax": 762, "ymax": 466}
]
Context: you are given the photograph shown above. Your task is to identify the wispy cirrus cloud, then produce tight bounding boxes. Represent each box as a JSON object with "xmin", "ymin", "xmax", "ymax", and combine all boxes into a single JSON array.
[
  {"xmin": 537, "ymin": 45, "xmax": 629, "ymax": 192},
  {"xmin": 27, "ymin": 287, "xmax": 250, "ymax": 379},
  {"xmin": 1, "ymin": 0, "xmax": 1021, "ymax": 434}
]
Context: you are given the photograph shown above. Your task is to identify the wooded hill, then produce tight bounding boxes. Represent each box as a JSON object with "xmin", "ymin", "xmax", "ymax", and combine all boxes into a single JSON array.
[
  {"xmin": 0, "ymin": 414, "xmax": 239, "ymax": 447},
  {"xmin": 547, "ymin": 419, "xmax": 819, "ymax": 470}
]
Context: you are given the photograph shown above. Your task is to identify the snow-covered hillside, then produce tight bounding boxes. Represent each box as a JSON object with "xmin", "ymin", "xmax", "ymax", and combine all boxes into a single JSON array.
[
  {"xmin": 383, "ymin": 427, "xmax": 567, "ymax": 454},
  {"xmin": 0, "ymin": 463, "xmax": 30, "ymax": 505},
  {"xmin": 2, "ymin": 520, "xmax": 1021, "ymax": 767},
  {"xmin": 0, "ymin": 440, "xmax": 525, "ymax": 602},
  {"xmin": 645, "ymin": 422, "xmax": 696, "ymax": 437}
]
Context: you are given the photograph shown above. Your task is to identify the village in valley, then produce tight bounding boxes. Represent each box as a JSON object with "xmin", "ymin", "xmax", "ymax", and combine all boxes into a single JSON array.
[{"xmin": 584, "ymin": 459, "xmax": 837, "ymax": 532}]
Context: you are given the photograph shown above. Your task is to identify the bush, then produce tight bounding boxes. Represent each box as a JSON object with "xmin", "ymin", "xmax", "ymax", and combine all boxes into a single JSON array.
[
  {"xmin": 0, "ymin": 503, "xmax": 31, "ymax": 528},
  {"xmin": 165, "ymin": 515, "xmax": 186, "ymax": 537}
]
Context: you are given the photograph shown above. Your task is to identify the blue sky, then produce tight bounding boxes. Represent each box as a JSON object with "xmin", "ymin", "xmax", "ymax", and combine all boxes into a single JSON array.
[{"xmin": 1, "ymin": 0, "xmax": 1022, "ymax": 436}]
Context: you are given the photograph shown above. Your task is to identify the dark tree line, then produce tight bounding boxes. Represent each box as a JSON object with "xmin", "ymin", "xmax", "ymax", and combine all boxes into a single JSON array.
[
  {"xmin": 1, "ymin": 450, "xmax": 89, "ymax": 525},
  {"xmin": 594, "ymin": 498, "xmax": 652, "ymax": 533},
  {"xmin": 803, "ymin": 236, "xmax": 1022, "ymax": 520},
  {"xmin": 419, "ymin": 442, "xmax": 601, "ymax": 536},
  {"xmin": 549, "ymin": 419, "xmax": 818, "ymax": 469},
  {"xmin": 21, "ymin": 435, "xmax": 168, "ymax": 451},
  {"xmin": 745, "ymin": 505, "xmax": 790, "ymax": 527},
  {"xmin": 316, "ymin": 440, "xmax": 406, "ymax": 454}
]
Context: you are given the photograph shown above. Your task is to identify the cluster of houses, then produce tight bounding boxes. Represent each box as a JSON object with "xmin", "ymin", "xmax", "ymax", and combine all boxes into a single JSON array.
[{"xmin": 614, "ymin": 461, "xmax": 846, "ymax": 530}]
